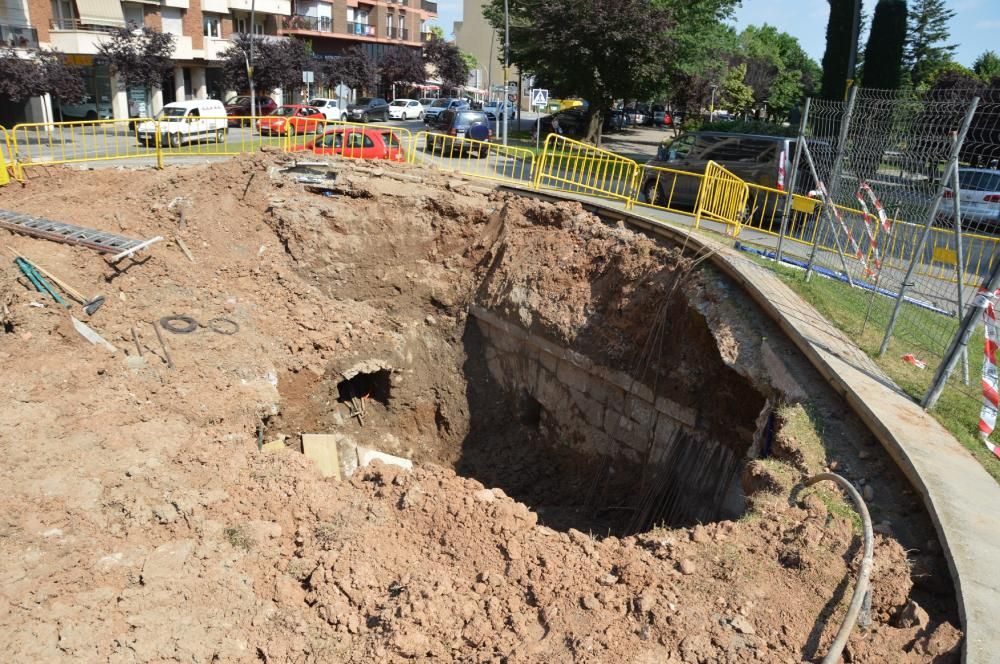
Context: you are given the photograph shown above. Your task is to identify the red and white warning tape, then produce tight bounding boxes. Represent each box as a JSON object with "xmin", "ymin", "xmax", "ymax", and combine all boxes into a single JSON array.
[
  {"xmin": 808, "ymin": 181, "xmax": 867, "ymax": 270},
  {"xmin": 855, "ymin": 182, "xmax": 891, "ymax": 277},
  {"xmin": 976, "ymin": 287, "xmax": 1000, "ymax": 459}
]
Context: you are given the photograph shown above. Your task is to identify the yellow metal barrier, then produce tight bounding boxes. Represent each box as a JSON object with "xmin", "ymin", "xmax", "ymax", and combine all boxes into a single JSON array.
[
  {"xmin": 10, "ymin": 118, "xmax": 155, "ymax": 173},
  {"xmin": 632, "ymin": 164, "xmax": 705, "ymax": 217},
  {"xmin": 0, "ymin": 125, "xmax": 11, "ymax": 185},
  {"xmin": 152, "ymin": 116, "xmax": 286, "ymax": 156},
  {"xmin": 411, "ymin": 131, "xmax": 535, "ymax": 185},
  {"xmin": 534, "ymin": 133, "xmax": 639, "ymax": 203},
  {"xmin": 694, "ymin": 161, "xmax": 750, "ymax": 235},
  {"xmin": 285, "ymin": 119, "xmax": 413, "ymax": 162}
]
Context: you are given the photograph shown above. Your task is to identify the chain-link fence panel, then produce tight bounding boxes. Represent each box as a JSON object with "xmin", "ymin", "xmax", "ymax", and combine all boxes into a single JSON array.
[{"xmin": 789, "ymin": 88, "xmax": 986, "ymax": 384}]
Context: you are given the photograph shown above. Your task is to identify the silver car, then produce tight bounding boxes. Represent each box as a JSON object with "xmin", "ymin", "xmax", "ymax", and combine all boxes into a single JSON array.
[{"xmin": 943, "ymin": 168, "xmax": 1000, "ymax": 228}]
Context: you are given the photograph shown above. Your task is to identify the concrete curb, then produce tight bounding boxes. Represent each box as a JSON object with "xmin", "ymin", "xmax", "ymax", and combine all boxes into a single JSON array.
[{"xmin": 499, "ymin": 184, "xmax": 1000, "ymax": 663}]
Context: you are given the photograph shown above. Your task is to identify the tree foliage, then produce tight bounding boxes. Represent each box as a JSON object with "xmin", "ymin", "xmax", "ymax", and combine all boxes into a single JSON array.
[
  {"xmin": 905, "ymin": 0, "xmax": 956, "ymax": 88},
  {"xmin": 735, "ymin": 25, "xmax": 819, "ymax": 116},
  {"xmin": 820, "ymin": 0, "xmax": 862, "ymax": 100},
  {"xmin": 321, "ymin": 46, "xmax": 376, "ymax": 91},
  {"xmin": 973, "ymin": 50, "xmax": 1000, "ymax": 85},
  {"xmin": 423, "ymin": 36, "xmax": 470, "ymax": 89},
  {"xmin": 861, "ymin": 0, "xmax": 907, "ymax": 89},
  {"xmin": 379, "ymin": 47, "xmax": 425, "ymax": 88},
  {"xmin": 0, "ymin": 49, "xmax": 86, "ymax": 103},
  {"xmin": 98, "ymin": 26, "xmax": 175, "ymax": 90},
  {"xmin": 485, "ymin": 0, "xmax": 674, "ymax": 142},
  {"xmin": 221, "ymin": 35, "xmax": 311, "ymax": 93},
  {"xmin": 720, "ymin": 63, "xmax": 755, "ymax": 114}
]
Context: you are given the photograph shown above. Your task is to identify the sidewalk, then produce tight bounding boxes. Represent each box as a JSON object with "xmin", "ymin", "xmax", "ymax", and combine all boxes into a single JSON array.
[{"xmin": 505, "ymin": 185, "xmax": 1000, "ymax": 663}]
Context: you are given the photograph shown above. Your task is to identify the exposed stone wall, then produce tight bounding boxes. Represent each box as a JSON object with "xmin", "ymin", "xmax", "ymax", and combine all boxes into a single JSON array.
[{"xmin": 471, "ymin": 306, "xmax": 751, "ymax": 527}]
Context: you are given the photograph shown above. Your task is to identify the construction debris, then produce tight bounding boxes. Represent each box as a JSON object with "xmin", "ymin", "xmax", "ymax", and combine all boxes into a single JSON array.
[
  {"xmin": 0, "ymin": 208, "xmax": 162, "ymax": 259},
  {"xmin": 70, "ymin": 316, "xmax": 117, "ymax": 353}
]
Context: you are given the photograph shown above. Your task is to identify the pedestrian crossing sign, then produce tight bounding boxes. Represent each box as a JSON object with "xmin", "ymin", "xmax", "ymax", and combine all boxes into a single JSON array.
[{"xmin": 531, "ymin": 89, "xmax": 549, "ymax": 108}]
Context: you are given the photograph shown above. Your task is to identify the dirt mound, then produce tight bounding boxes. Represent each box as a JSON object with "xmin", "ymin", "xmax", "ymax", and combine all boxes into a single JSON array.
[{"xmin": 0, "ymin": 155, "xmax": 960, "ymax": 662}]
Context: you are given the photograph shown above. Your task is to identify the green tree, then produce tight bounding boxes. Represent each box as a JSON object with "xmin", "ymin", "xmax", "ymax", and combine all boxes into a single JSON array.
[
  {"xmin": 736, "ymin": 25, "xmax": 820, "ymax": 117},
  {"xmin": 485, "ymin": 0, "xmax": 674, "ymax": 143},
  {"xmin": 905, "ymin": 0, "xmax": 956, "ymax": 87},
  {"xmin": 861, "ymin": 0, "xmax": 907, "ymax": 89},
  {"xmin": 221, "ymin": 35, "xmax": 311, "ymax": 93},
  {"xmin": 320, "ymin": 46, "xmax": 376, "ymax": 92},
  {"xmin": 820, "ymin": 0, "xmax": 863, "ymax": 100},
  {"xmin": 973, "ymin": 50, "xmax": 1000, "ymax": 84},
  {"xmin": 0, "ymin": 49, "xmax": 86, "ymax": 103},
  {"xmin": 379, "ymin": 47, "xmax": 425, "ymax": 90},
  {"xmin": 98, "ymin": 26, "xmax": 176, "ymax": 92},
  {"xmin": 720, "ymin": 63, "xmax": 754, "ymax": 114},
  {"xmin": 423, "ymin": 36, "xmax": 470, "ymax": 89}
]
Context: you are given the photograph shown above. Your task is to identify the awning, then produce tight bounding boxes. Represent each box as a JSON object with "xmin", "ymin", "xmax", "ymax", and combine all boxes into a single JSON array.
[
  {"xmin": 414, "ymin": 84, "xmax": 440, "ymax": 91},
  {"xmin": 123, "ymin": 0, "xmax": 160, "ymax": 5},
  {"xmin": 75, "ymin": 0, "xmax": 126, "ymax": 26}
]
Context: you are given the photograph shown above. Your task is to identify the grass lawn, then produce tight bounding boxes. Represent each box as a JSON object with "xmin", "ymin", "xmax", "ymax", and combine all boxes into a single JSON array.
[{"xmin": 747, "ymin": 255, "xmax": 1000, "ymax": 483}]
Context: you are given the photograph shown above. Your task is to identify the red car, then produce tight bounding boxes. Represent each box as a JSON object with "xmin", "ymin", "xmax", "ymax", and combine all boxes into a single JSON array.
[
  {"xmin": 295, "ymin": 127, "xmax": 407, "ymax": 161},
  {"xmin": 223, "ymin": 95, "xmax": 277, "ymax": 126},
  {"xmin": 256, "ymin": 105, "xmax": 326, "ymax": 135}
]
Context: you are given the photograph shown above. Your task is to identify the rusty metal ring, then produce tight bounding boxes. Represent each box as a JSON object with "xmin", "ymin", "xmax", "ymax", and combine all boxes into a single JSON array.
[
  {"xmin": 159, "ymin": 315, "xmax": 198, "ymax": 334},
  {"xmin": 207, "ymin": 317, "xmax": 239, "ymax": 335}
]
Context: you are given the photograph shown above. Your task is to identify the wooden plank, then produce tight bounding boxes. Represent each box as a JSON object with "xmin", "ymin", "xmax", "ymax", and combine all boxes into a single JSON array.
[{"xmin": 301, "ymin": 434, "xmax": 341, "ymax": 479}]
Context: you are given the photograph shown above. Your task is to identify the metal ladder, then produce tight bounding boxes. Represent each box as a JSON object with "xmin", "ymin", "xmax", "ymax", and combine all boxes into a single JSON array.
[{"xmin": 0, "ymin": 208, "xmax": 161, "ymax": 261}]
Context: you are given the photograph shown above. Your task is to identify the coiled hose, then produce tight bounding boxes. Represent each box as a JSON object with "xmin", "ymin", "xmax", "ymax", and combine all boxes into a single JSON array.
[{"xmin": 803, "ymin": 472, "xmax": 874, "ymax": 664}]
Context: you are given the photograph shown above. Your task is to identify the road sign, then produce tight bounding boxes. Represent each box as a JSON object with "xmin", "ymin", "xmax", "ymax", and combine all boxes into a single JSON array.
[
  {"xmin": 302, "ymin": 71, "xmax": 314, "ymax": 84},
  {"xmin": 531, "ymin": 88, "xmax": 549, "ymax": 109}
]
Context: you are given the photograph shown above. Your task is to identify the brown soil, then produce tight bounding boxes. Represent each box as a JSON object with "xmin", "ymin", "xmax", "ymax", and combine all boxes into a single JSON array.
[{"xmin": 0, "ymin": 154, "xmax": 961, "ymax": 662}]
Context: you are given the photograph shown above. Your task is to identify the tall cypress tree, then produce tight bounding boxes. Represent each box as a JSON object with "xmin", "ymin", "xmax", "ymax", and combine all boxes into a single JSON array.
[
  {"xmin": 905, "ymin": 0, "xmax": 957, "ymax": 87},
  {"xmin": 861, "ymin": 0, "xmax": 908, "ymax": 89},
  {"xmin": 820, "ymin": 0, "xmax": 862, "ymax": 99}
]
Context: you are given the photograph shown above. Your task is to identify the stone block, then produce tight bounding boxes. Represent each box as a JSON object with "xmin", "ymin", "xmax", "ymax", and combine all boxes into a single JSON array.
[
  {"xmin": 557, "ymin": 359, "xmax": 592, "ymax": 394},
  {"xmin": 654, "ymin": 396, "xmax": 698, "ymax": 428},
  {"xmin": 486, "ymin": 355, "xmax": 507, "ymax": 386},
  {"xmin": 653, "ymin": 415, "xmax": 681, "ymax": 456},
  {"xmin": 571, "ymin": 389, "xmax": 605, "ymax": 429},
  {"xmin": 761, "ymin": 340, "xmax": 809, "ymax": 403},
  {"xmin": 538, "ymin": 349, "xmax": 559, "ymax": 372},
  {"xmin": 626, "ymin": 397, "xmax": 657, "ymax": 431},
  {"xmin": 537, "ymin": 370, "xmax": 570, "ymax": 411}
]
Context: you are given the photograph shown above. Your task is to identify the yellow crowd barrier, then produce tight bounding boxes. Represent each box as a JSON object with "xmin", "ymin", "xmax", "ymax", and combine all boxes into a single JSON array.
[
  {"xmin": 0, "ymin": 126, "xmax": 12, "ymax": 186},
  {"xmin": 534, "ymin": 133, "xmax": 639, "ymax": 203},
  {"xmin": 631, "ymin": 164, "xmax": 705, "ymax": 217},
  {"xmin": 411, "ymin": 131, "xmax": 535, "ymax": 185},
  {"xmin": 694, "ymin": 161, "xmax": 750, "ymax": 235},
  {"xmin": 10, "ymin": 118, "xmax": 154, "ymax": 175}
]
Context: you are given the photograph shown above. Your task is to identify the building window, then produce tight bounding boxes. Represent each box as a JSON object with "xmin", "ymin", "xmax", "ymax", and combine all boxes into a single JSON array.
[
  {"xmin": 203, "ymin": 14, "xmax": 221, "ymax": 38},
  {"xmin": 253, "ymin": 21, "xmax": 264, "ymax": 35},
  {"xmin": 236, "ymin": 16, "xmax": 247, "ymax": 33},
  {"xmin": 50, "ymin": 0, "xmax": 76, "ymax": 27}
]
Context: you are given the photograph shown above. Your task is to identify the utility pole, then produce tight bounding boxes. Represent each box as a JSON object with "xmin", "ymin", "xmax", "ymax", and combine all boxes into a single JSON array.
[{"xmin": 845, "ymin": 0, "xmax": 861, "ymax": 96}]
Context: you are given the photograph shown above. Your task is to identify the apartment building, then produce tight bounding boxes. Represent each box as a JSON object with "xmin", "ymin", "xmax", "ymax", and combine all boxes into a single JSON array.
[
  {"xmin": 0, "ymin": 0, "xmax": 436, "ymax": 124},
  {"xmin": 452, "ymin": 0, "xmax": 520, "ymax": 108}
]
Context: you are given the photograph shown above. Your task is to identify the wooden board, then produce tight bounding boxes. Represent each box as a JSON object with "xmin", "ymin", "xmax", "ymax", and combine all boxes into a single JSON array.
[{"xmin": 301, "ymin": 434, "xmax": 341, "ymax": 479}]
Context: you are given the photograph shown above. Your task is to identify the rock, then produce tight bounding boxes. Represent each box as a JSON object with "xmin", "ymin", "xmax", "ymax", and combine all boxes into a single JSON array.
[
  {"xmin": 424, "ymin": 315, "xmax": 436, "ymax": 325},
  {"xmin": 858, "ymin": 449, "xmax": 871, "ymax": 460},
  {"xmin": 503, "ymin": 538, "xmax": 522, "ymax": 561},
  {"xmin": 691, "ymin": 525, "xmax": 710, "ymax": 543},
  {"xmin": 472, "ymin": 489, "xmax": 495, "ymax": 504},
  {"xmin": 581, "ymin": 594, "xmax": 600, "ymax": 610},
  {"xmin": 730, "ymin": 616, "xmax": 756, "ymax": 635},
  {"xmin": 894, "ymin": 599, "xmax": 930, "ymax": 629},
  {"xmin": 392, "ymin": 630, "xmax": 430, "ymax": 657},
  {"xmin": 140, "ymin": 539, "xmax": 195, "ymax": 587},
  {"xmin": 636, "ymin": 592, "xmax": 655, "ymax": 613},
  {"xmin": 679, "ymin": 558, "xmax": 697, "ymax": 575},
  {"xmin": 862, "ymin": 485, "xmax": 875, "ymax": 502},
  {"xmin": 599, "ymin": 573, "xmax": 618, "ymax": 586},
  {"xmin": 874, "ymin": 520, "xmax": 893, "ymax": 535}
]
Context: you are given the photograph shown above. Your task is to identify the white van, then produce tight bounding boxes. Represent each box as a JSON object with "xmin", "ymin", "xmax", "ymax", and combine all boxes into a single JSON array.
[{"xmin": 136, "ymin": 99, "xmax": 228, "ymax": 147}]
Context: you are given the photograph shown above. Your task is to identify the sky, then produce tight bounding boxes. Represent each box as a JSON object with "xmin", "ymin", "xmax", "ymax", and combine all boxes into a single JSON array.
[{"xmin": 431, "ymin": 0, "xmax": 993, "ymax": 68}]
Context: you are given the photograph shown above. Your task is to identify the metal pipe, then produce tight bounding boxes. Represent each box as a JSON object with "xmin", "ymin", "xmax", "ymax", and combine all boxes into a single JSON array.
[
  {"xmin": 845, "ymin": 0, "xmax": 862, "ymax": 95},
  {"xmin": 801, "ymin": 139, "xmax": 856, "ymax": 286},
  {"xmin": 249, "ymin": 0, "xmax": 257, "ymax": 121},
  {"xmin": 804, "ymin": 472, "xmax": 874, "ymax": 664},
  {"xmin": 947, "ymin": 132, "xmax": 970, "ymax": 385},
  {"xmin": 879, "ymin": 97, "xmax": 980, "ymax": 357},
  {"xmin": 776, "ymin": 97, "xmax": 811, "ymax": 264}
]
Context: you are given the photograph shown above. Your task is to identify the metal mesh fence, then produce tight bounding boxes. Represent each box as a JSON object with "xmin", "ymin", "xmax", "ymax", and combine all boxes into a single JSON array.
[{"xmin": 788, "ymin": 87, "xmax": 997, "ymax": 394}]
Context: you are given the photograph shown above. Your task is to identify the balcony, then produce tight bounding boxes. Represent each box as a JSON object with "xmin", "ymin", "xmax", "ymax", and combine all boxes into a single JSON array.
[
  {"xmin": 1, "ymin": 23, "xmax": 39, "ymax": 49},
  {"xmin": 281, "ymin": 15, "xmax": 333, "ymax": 33},
  {"xmin": 346, "ymin": 21, "xmax": 375, "ymax": 36},
  {"xmin": 420, "ymin": 0, "xmax": 436, "ymax": 13},
  {"xmin": 49, "ymin": 18, "xmax": 118, "ymax": 33},
  {"xmin": 228, "ymin": 0, "xmax": 291, "ymax": 17},
  {"xmin": 49, "ymin": 19, "xmax": 118, "ymax": 54},
  {"xmin": 387, "ymin": 0, "xmax": 408, "ymax": 5},
  {"xmin": 420, "ymin": 30, "xmax": 433, "ymax": 42}
]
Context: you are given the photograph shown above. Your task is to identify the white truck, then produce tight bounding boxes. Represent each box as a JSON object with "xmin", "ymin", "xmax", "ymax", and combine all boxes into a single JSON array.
[{"xmin": 136, "ymin": 99, "xmax": 228, "ymax": 148}]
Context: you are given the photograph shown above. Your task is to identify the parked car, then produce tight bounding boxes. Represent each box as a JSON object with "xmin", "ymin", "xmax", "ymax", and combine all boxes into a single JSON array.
[
  {"xmin": 424, "ymin": 109, "xmax": 492, "ymax": 158},
  {"xmin": 533, "ymin": 108, "xmax": 588, "ymax": 139},
  {"xmin": 293, "ymin": 127, "xmax": 406, "ymax": 161},
  {"xmin": 223, "ymin": 95, "xmax": 277, "ymax": 125},
  {"xmin": 256, "ymin": 105, "xmax": 325, "ymax": 135},
  {"xmin": 136, "ymin": 99, "xmax": 228, "ymax": 147},
  {"xmin": 59, "ymin": 95, "xmax": 112, "ymax": 120},
  {"xmin": 641, "ymin": 131, "xmax": 824, "ymax": 223},
  {"xmin": 483, "ymin": 100, "xmax": 516, "ymax": 121},
  {"xmin": 604, "ymin": 109, "xmax": 626, "ymax": 133},
  {"xmin": 388, "ymin": 98, "xmax": 424, "ymax": 120},
  {"xmin": 418, "ymin": 97, "xmax": 437, "ymax": 108},
  {"xmin": 942, "ymin": 168, "xmax": 1000, "ymax": 231},
  {"xmin": 346, "ymin": 97, "xmax": 389, "ymax": 122},
  {"xmin": 423, "ymin": 98, "xmax": 469, "ymax": 125},
  {"xmin": 308, "ymin": 98, "xmax": 345, "ymax": 121}
]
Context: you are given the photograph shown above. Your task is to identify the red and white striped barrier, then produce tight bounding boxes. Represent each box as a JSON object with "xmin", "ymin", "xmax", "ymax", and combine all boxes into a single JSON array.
[
  {"xmin": 855, "ymin": 181, "xmax": 891, "ymax": 277},
  {"xmin": 976, "ymin": 287, "xmax": 1000, "ymax": 459},
  {"xmin": 808, "ymin": 181, "xmax": 868, "ymax": 272}
]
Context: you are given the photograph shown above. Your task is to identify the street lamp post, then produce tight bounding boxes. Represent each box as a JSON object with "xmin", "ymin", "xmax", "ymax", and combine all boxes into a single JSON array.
[
  {"xmin": 502, "ymin": 0, "xmax": 509, "ymax": 146},
  {"xmin": 845, "ymin": 0, "xmax": 861, "ymax": 96},
  {"xmin": 248, "ymin": 0, "xmax": 256, "ymax": 120},
  {"xmin": 709, "ymin": 85, "xmax": 717, "ymax": 121}
]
